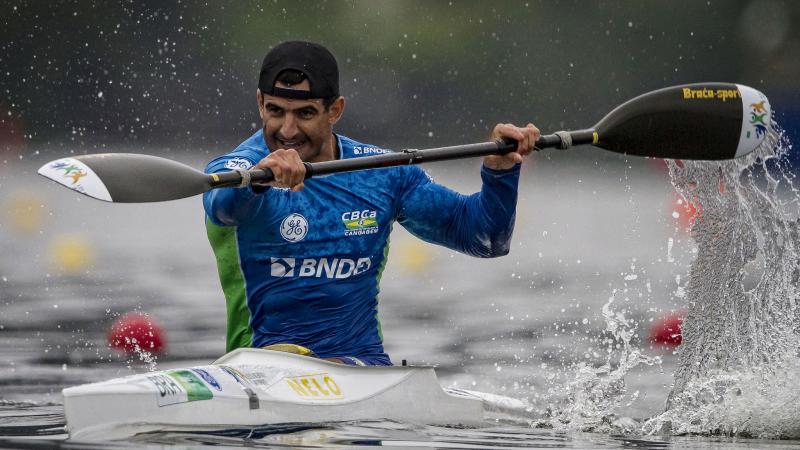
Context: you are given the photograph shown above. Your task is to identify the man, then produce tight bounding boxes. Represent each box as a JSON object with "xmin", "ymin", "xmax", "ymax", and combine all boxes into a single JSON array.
[{"xmin": 204, "ymin": 41, "xmax": 539, "ymax": 366}]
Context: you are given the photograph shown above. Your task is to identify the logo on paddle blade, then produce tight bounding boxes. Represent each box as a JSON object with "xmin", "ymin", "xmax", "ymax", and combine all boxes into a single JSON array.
[
  {"xmin": 49, "ymin": 162, "xmax": 88, "ymax": 185},
  {"xmin": 748, "ymin": 100, "xmax": 768, "ymax": 139},
  {"xmin": 746, "ymin": 99, "xmax": 769, "ymax": 139}
]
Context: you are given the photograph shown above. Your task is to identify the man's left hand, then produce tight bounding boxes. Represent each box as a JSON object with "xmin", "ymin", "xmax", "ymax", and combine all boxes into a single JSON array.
[{"xmin": 483, "ymin": 122, "xmax": 540, "ymax": 170}]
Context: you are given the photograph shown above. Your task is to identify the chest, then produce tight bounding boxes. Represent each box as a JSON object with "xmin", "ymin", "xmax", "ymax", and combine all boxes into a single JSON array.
[{"xmin": 238, "ymin": 171, "xmax": 397, "ymax": 256}]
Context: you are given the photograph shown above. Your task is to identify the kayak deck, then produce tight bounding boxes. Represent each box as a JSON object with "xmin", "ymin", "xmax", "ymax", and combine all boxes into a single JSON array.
[{"xmin": 63, "ymin": 348, "xmax": 486, "ymax": 440}]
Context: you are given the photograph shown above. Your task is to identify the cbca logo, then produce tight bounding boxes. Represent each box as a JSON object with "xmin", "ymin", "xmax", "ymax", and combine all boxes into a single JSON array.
[
  {"xmin": 342, "ymin": 210, "xmax": 379, "ymax": 236},
  {"xmin": 280, "ymin": 213, "xmax": 308, "ymax": 242}
]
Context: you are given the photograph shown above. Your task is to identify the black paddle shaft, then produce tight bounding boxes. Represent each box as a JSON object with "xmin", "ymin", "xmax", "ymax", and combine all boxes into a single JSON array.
[
  {"xmin": 41, "ymin": 83, "xmax": 766, "ymax": 203},
  {"xmin": 209, "ymin": 130, "xmax": 597, "ymax": 189}
]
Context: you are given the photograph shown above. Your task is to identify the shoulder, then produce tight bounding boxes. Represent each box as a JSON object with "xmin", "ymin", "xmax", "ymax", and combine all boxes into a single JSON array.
[
  {"xmin": 336, "ymin": 134, "xmax": 432, "ymax": 183},
  {"xmin": 205, "ymin": 130, "xmax": 269, "ymax": 173},
  {"xmin": 401, "ymin": 165, "xmax": 434, "ymax": 187},
  {"xmin": 337, "ymin": 134, "xmax": 394, "ymax": 159}
]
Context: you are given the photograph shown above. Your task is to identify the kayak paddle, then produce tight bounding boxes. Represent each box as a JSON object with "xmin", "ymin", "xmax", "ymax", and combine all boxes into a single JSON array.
[{"xmin": 38, "ymin": 82, "xmax": 771, "ymax": 203}]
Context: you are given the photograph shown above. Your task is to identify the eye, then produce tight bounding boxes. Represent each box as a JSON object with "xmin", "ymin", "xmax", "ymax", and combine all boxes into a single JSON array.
[
  {"xmin": 298, "ymin": 109, "xmax": 317, "ymax": 120},
  {"xmin": 265, "ymin": 104, "xmax": 283, "ymax": 115}
]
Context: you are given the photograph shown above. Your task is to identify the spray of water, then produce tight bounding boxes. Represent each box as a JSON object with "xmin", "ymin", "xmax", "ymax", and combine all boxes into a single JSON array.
[
  {"xmin": 551, "ymin": 289, "xmax": 661, "ymax": 433},
  {"xmin": 535, "ymin": 257, "xmax": 663, "ymax": 433},
  {"xmin": 643, "ymin": 124, "xmax": 800, "ymax": 439}
]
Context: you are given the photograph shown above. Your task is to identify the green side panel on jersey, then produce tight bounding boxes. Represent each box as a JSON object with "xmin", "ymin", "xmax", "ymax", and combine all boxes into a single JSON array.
[
  {"xmin": 374, "ymin": 233, "xmax": 392, "ymax": 343},
  {"xmin": 206, "ymin": 217, "xmax": 252, "ymax": 352}
]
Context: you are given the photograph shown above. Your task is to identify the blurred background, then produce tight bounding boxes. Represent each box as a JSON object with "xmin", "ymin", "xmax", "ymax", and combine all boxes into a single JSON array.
[
  {"xmin": 0, "ymin": 0, "xmax": 798, "ymax": 425},
  {"xmin": 2, "ymin": 0, "xmax": 798, "ymax": 153}
]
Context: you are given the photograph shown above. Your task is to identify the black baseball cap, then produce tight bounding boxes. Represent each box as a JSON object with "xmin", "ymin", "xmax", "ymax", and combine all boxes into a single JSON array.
[{"xmin": 258, "ymin": 41, "xmax": 340, "ymax": 100}]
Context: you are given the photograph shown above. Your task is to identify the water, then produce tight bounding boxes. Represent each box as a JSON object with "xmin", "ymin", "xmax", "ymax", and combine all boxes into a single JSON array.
[
  {"xmin": 1, "ymin": 143, "xmax": 799, "ymax": 448},
  {"xmin": 644, "ymin": 127, "xmax": 800, "ymax": 438}
]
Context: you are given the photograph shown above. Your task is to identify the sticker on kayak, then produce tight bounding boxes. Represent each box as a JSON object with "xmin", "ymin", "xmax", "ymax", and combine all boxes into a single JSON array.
[
  {"xmin": 284, "ymin": 373, "xmax": 343, "ymax": 399},
  {"xmin": 147, "ymin": 373, "xmax": 186, "ymax": 407},
  {"xmin": 169, "ymin": 370, "xmax": 213, "ymax": 401},
  {"xmin": 219, "ymin": 365, "xmax": 260, "ymax": 410},
  {"xmin": 37, "ymin": 157, "xmax": 113, "ymax": 202},
  {"xmin": 236, "ymin": 366, "xmax": 286, "ymax": 393},
  {"xmin": 191, "ymin": 368, "xmax": 223, "ymax": 391},
  {"xmin": 146, "ymin": 370, "xmax": 213, "ymax": 407}
]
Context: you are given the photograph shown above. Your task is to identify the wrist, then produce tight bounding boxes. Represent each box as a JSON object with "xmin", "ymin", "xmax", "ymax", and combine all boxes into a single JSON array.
[
  {"xmin": 483, "ymin": 153, "xmax": 523, "ymax": 171},
  {"xmin": 481, "ymin": 162, "xmax": 521, "ymax": 174}
]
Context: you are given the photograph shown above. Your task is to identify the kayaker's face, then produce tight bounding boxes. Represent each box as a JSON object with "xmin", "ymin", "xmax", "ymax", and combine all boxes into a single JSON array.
[{"xmin": 258, "ymin": 79, "xmax": 344, "ymax": 163}]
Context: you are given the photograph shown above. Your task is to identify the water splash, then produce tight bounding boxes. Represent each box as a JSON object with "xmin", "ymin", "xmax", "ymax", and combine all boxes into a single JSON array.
[
  {"xmin": 127, "ymin": 339, "xmax": 159, "ymax": 372},
  {"xmin": 550, "ymin": 286, "xmax": 661, "ymax": 433},
  {"xmin": 644, "ymin": 124, "xmax": 800, "ymax": 438}
]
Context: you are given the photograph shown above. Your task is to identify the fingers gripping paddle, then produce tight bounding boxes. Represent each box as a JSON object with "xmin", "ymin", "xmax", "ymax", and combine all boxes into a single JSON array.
[{"xmin": 39, "ymin": 82, "xmax": 771, "ymax": 203}]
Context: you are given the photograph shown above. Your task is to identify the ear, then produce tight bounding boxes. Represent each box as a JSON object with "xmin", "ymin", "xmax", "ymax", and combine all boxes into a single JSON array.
[
  {"xmin": 256, "ymin": 89, "xmax": 265, "ymax": 120},
  {"xmin": 328, "ymin": 96, "xmax": 346, "ymax": 125}
]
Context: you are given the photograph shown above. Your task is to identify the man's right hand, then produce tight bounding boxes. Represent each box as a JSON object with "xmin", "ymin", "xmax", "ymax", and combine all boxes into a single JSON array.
[{"xmin": 254, "ymin": 149, "xmax": 307, "ymax": 192}]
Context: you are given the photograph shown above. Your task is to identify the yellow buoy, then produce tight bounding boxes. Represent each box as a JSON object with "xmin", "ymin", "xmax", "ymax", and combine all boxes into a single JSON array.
[
  {"xmin": 394, "ymin": 239, "xmax": 433, "ymax": 274},
  {"xmin": 48, "ymin": 234, "xmax": 95, "ymax": 273},
  {"xmin": 5, "ymin": 190, "xmax": 45, "ymax": 235}
]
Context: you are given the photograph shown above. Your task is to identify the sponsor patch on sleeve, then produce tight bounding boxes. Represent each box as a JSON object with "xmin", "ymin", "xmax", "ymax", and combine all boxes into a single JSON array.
[
  {"xmin": 352, "ymin": 146, "xmax": 391, "ymax": 155},
  {"xmin": 225, "ymin": 157, "xmax": 254, "ymax": 170}
]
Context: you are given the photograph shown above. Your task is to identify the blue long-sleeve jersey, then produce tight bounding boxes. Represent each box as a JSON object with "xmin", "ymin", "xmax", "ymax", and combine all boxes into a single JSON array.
[{"xmin": 204, "ymin": 130, "xmax": 520, "ymax": 363}]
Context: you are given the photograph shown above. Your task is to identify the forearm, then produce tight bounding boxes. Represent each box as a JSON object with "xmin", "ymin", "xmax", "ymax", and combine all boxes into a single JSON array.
[
  {"xmin": 398, "ymin": 164, "xmax": 520, "ymax": 258},
  {"xmin": 203, "ymin": 186, "xmax": 266, "ymax": 226},
  {"xmin": 459, "ymin": 164, "xmax": 520, "ymax": 257}
]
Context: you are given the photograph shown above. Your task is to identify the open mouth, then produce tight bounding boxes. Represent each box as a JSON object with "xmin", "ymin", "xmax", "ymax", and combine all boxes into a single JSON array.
[{"xmin": 276, "ymin": 138, "xmax": 308, "ymax": 150}]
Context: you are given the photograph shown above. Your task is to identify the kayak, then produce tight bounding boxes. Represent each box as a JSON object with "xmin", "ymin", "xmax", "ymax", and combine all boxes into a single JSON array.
[{"xmin": 63, "ymin": 348, "xmax": 499, "ymax": 440}]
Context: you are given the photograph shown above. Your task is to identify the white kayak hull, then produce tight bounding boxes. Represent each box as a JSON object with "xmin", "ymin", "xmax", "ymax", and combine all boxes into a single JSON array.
[{"xmin": 63, "ymin": 348, "xmax": 486, "ymax": 440}]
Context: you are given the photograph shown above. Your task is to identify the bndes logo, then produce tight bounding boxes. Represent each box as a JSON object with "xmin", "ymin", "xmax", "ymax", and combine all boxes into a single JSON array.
[
  {"xmin": 352, "ymin": 146, "xmax": 390, "ymax": 155},
  {"xmin": 270, "ymin": 258, "xmax": 296, "ymax": 276},
  {"xmin": 270, "ymin": 257, "xmax": 371, "ymax": 279}
]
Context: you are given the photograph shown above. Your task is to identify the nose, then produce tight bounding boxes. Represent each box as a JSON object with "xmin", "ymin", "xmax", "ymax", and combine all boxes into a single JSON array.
[{"xmin": 279, "ymin": 113, "xmax": 299, "ymax": 140}]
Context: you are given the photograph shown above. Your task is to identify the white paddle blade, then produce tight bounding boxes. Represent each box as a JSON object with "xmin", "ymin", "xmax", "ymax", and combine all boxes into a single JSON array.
[
  {"xmin": 38, "ymin": 157, "xmax": 113, "ymax": 202},
  {"xmin": 735, "ymin": 84, "xmax": 771, "ymax": 158}
]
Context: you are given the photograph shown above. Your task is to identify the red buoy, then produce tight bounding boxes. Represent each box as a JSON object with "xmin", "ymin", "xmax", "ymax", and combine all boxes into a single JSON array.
[
  {"xmin": 672, "ymin": 193, "xmax": 700, "ymax": 231},
  {"xmin": 649, "ymin": 311, "xmax": 685, "ymax": 346},
  {"xmin": 108, "ymin": 312, "xmax": 166, "ymax": 355}
]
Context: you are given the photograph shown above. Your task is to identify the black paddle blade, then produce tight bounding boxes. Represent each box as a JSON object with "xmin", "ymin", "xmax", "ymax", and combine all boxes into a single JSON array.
[
  {"xmin": 38, "ymin": 153, "xmax": 213, "ymax": 202},
  {"xmin": 593, "ymin": 83, "xmax": 770, "ymax": 160}
]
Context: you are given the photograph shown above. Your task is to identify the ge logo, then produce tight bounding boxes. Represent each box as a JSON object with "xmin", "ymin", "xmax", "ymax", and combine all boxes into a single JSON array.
[{"xmin": 280, "ymin": 213, "xmax": 308, "ymax": 242}]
